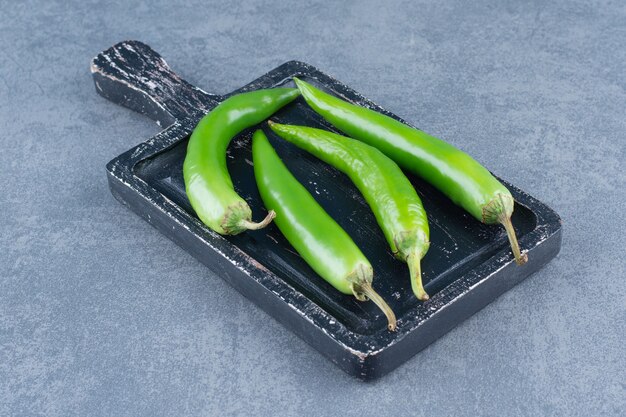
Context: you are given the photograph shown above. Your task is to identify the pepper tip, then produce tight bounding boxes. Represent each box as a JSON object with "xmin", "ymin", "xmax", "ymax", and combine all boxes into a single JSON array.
[{"xmin": 292, "ymin": 77, "xmax": 305, "ymax": 89}]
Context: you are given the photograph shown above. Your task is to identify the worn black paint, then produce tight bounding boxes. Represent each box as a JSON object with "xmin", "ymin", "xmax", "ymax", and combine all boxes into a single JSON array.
[{"xmin": 91, "ymin": 40, "xmax": 562, "ymax": 380}]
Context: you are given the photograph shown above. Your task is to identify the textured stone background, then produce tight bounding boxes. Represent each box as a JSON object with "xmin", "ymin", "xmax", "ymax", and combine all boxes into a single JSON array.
[{"xmin": 1, "ymin": 1, "xmax": 624, "ymax": 416}]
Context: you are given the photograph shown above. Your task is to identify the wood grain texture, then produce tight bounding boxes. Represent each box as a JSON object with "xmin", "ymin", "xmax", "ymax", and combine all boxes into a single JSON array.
[{"xmin": 91, "ymin": 40, "xmax": 219, "ymax": 126}]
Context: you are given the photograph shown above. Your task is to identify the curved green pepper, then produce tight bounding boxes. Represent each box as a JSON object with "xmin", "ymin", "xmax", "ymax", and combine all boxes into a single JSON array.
[
  {"xmin": 294, "ymin": 78, "xmax": 527, "ymax": 265},
  {"xmin": 183, "ymin": 88, "xmax": 299, "ymax": 235},
  {"xmin": 269, "ymin": 122, "xmax": 431, "ymax": 301},
  {"xmin": 252, "ymin": 130, "xmax": 396, "ymax": 330}
]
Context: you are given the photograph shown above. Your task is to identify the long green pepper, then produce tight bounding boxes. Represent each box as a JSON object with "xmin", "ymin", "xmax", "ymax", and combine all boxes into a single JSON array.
[
  {"xmin": 269, "ymin": 122, "xmax": 431, "ymax": 301},
  {"xmin": 252, "ymin": 130, "xmax": 397, "ymax": 330},
  {"xmin": 183, "ymin": 88, "xmax": 299, "ymax": 235},
  {"xmin": 294, "ymin": 78, "xmax": 528, "ymax": 265}
]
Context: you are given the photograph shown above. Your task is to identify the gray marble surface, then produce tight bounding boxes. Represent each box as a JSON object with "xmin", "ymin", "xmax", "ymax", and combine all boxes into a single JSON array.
[{"xmin": 1, "ymin": 1, "xmax": 624, "ymax": 416}]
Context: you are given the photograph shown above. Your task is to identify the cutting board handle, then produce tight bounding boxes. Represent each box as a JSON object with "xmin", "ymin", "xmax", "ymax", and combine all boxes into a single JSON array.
[{"xmin": 91, "ymin": 40, "xmax": 220, "ymax": 127}]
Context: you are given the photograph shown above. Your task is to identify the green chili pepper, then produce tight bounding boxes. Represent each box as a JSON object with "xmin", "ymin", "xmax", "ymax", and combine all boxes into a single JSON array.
[
  {"xmin": 269, "ymin": 121, "xmax": 431, "ymax": 301},
  {"xmin": 293, "ymin": 78, "xmax": 528, "ymax": 265},
  {"xmin": 183, "ymin": 88, "xmax": 299, "ymax": 235},
  {"xmin": 252, "ymin": 130, "xmax": 397, "ymax": 330}
]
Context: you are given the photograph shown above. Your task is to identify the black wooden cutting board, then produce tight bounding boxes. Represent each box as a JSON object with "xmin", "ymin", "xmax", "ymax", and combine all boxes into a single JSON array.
[{"xmin": 91, "ymin": 40, "xmax": 562, "ymax": 380}]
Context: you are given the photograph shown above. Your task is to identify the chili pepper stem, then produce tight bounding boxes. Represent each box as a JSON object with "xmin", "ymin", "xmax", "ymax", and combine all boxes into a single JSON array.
[
  {"xmin": 406, "ymin": 250, "xmax": 429, "ymax": 301},
  {"xmin": 239, "ymin": 210, "xmax": 276, "ymax": 230},
  {"xmin": 498, "ymin": 213, "xmax": 528, "ymax": 266},
  {"xmin": 353, "ymin": 282, "xmax": 397, "ymax": 331}
]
